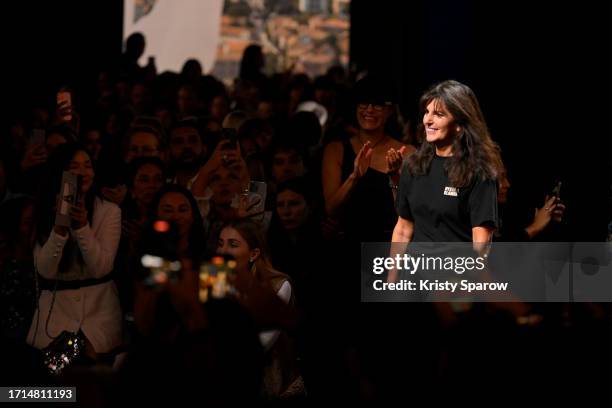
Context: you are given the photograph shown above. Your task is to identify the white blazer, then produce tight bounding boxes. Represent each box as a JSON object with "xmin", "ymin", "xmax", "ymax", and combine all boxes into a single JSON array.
[{"xmin": 28, "ymin": 198, "xmax": 123, "ymax": 353}]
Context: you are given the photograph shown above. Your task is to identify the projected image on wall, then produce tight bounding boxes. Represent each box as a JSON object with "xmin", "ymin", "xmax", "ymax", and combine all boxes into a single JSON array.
[
  {"xmin": 124, "ymin": 0, "xmax": 350, "ymax": 83},
  {"xmin": 213, "ymin": 0, "xmax": 350, "ymax": 85}
]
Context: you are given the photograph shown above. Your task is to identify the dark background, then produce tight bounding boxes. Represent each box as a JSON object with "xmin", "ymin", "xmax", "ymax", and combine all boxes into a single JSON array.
[{"xmin": 2, "ymin": 0, "xmax": 609, "ymax": 240}]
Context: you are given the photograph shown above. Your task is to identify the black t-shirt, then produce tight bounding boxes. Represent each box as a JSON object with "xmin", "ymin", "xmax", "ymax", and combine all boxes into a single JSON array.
[{"xmin": 397, "ymin": 155, "xmax": 498, "ymax": 242}]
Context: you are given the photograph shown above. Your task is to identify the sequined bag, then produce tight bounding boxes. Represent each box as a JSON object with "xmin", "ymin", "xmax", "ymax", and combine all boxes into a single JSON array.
[{"xmin": 42, "ymin": 330, "xmax": 86, "ymax": 375}]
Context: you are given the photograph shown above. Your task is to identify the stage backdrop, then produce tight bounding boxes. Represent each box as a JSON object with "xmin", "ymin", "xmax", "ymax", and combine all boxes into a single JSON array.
[
  {"xmin": 123, "ymin": 0, "xmax": 350, "ymax": 84},
  {"xmin": 123, "ymin": 0, "xmax": 224, "ymax": 74}
]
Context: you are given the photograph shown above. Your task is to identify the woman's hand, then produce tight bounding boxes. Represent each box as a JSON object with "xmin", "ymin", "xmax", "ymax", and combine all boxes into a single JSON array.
[
  {"xmin": 237, "ymin": 191, "xmax": 264, "ymax": 219},
  {"xmin": 352, "ymin": 141, "xmax": 373, "ymax": 179},
  {"xmin": 193, "ymin": 142, "xmax": 243, "ymax": 196},
  {"xmin": 526, "ymin": 195, "xmax": 564, "ymax": 238},
  {"xmin": 70, "ymin": 197, "xmax": 88, "ymax": 229},
  {"xmin": 55, "ymin": 99, "xmax": 81, "ymax": 133},
  {"xmin": 209, "ymin": 142, "xmax": 242, "ymax": 171},
  {"xmin": 385, "ymin": 146, "xmax": 408, "ymax": 175}
]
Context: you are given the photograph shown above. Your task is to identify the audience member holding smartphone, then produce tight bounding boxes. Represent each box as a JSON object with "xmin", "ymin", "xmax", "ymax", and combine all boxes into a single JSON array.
[
  {"xmin": 27, "ymin": 143, "xmax": 123, "ymax": 359},
  {"xmin": 495, "ymin": 168, "xmax": 566, "ymax": 241},
  {"xmin": 132, "ymin": 184, "xmax": 206, "ymax": 341}
]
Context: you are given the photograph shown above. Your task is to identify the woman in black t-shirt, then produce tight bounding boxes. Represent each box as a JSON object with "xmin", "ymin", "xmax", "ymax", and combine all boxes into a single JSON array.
[{"xmin": 392, "ymin": 80, "xmax": 503, "ymax": 259}]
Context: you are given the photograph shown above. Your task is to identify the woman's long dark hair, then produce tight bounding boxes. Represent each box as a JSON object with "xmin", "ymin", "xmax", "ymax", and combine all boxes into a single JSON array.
[
  {"xmin": 406, "ymin": 80, "xmax": 503, "ymax": 187},
  {"xmin": 148, "ymin": 184, "xmax": 206, "ymax": 265},
  {"xmin": 34, "ymin": 143, "xmax": 102, "ymax": 272}
]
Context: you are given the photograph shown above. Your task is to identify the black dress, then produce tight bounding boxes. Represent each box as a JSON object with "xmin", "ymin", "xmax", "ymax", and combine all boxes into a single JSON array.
[{"xmin": 339, "ymin": 138, "xmax": 397, "ymax": 243}]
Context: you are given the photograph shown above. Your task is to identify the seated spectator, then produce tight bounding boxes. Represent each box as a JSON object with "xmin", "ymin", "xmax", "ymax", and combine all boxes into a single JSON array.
[
  {"xmin": 167, "ymin": 118, "xmax": 207, "ymax": 190},
  {"xmin": 210, "ymin": 92, "xmax": 230, "ymax": 125},
  {"xmin": 132, "ymin": 184, "xmax": 206, "ymax": 341},
  {"xmin": 114, "ymin": 157, "xmax": 166, "ymax": 313},
  {"xmin": 269, "ymin": 143, "xmax": 306, "ymax": 185},
  {"xmin": 267, "ymin": 177, "xmax": 322, "ymax": 303},
  {"xmin": 100, "ymin": 124, "xmax": 164, "ymax": 206},
  {"xmin": 123, "ymin": 125, "xmax": 164, "ymax": 163},
  {"xmin": 177, "ymin": 84, "xmax": 203, "ymax": 119},
  {"xmin": 81, "ymin": 125, "xmax": 104, "ymax": 162},
  {"xmin": 217, "ymin": 218, "xmax": 302, "ymax": 398}
]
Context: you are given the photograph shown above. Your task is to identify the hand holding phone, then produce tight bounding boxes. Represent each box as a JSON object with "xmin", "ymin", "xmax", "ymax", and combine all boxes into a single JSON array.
[
  {"xmin": 69, "ymin": 194, "xmax": 88, "ymax": 230},
  {"xmin": 548, "ymin": 181, "xmax": 563, "ymax": 209},
  {"xmin": 233, "ymin": 181, "xmax": 267, "ymax": 220},
  {"xmin": 140, "ymin": 220, "xmax": 182, "ymax": 288},
  {"xmin": 55, "ymin": 172, "xmax": 78, "ymax": 228},
  {"xmin": 199, "ymin": 255, "xmax": 237, "ymax": 303},
  {"xmin": 57, "ymin": 90, "xmax": 73, "ymax": 122}
]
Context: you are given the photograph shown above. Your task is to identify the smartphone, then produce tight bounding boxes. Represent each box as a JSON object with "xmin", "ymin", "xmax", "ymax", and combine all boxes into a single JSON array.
[
  {"xmin": 140, "ymin": 219, "xmax": 182, "ymax": 287},
  {"xmin": 248, "ymin": 181, "xmax": 268, "ymax": 219},
  {"xmin": 76, "ymin": 175, "xmax": 84, "ymax": 202},
  {"xmin": 199, "ymin": 255, "xmax": 237, "ymax": 303},
  {"xmin": 220, "ymin": 128, "xmax": 238, "ymax": 150},
  {"xmin": 55, "ymin": 171, "xmax": 78, "ymax": 227},
  {"xmin": 550, "ymin": 181, "xmax": 562, "ymax": 202},
  {"xmin": 230, "ymin": 181, "xmax": 266, "ymax": 221},
  {"xmin": 57, "ymin": 90, "xmax": 72, "ymax": 122}
]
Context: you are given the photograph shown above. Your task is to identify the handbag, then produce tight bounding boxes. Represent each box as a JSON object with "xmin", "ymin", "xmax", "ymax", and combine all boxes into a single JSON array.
[{"xmin": 42, "ymin": 330, "xmax": 86, "ymax": 375}]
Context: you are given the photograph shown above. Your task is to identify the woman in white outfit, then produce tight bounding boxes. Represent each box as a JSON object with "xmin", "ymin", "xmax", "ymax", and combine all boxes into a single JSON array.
[{"xmin": 28, "ymin": 143, "xmax": 122, "ymax": 357}]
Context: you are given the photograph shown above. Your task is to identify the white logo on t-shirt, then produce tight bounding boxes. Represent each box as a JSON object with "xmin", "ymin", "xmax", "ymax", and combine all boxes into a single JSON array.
[{"xmin": 443, "ymin": 186, "xmax": 458, "ymax": 197}]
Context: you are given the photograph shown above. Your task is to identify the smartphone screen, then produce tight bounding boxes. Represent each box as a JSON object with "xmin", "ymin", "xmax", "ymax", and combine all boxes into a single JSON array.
[
  {"xmin": 248, "ymin": 180, "xmax": 267, "ymax": 218},
  {"xmin": 55, "ymin": 171, "xmax": 78, "ymax": 227},
  {"xmin": 551, "ymin": 181, "xmax": 562, "ymax": 201}
]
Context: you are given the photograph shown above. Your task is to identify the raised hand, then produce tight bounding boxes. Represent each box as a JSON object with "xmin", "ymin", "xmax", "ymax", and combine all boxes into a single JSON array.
[
  {"xmin": 385, "ymin": 145, "xmax": 408, "ymax": 175},
  {"xmin": 352, "ymin": 141, "xmax": 373, "ymax": 179}
]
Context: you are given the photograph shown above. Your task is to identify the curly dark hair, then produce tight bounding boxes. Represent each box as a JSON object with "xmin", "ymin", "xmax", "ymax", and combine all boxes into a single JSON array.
[{"xmin": 405, "ymin": 80, "xmax": 503, "ymax": 188}]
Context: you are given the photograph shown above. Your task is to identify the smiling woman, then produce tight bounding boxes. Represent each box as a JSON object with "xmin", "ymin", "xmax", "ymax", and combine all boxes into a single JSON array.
[
  {"xmin": 390, "ymin": 80, "xmax": 503, "ymax": 251},
  {"xmin": 321, "ymin": 75, "xmax": 415, "ymax": 243},
  {"xmin": 28, "ymin": 143, "xmax": 123, "ymax": 359}
]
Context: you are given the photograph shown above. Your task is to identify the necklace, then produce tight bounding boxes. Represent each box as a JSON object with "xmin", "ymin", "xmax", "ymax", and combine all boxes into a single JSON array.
[{"xmin": 358, "ymin": 133, "xmax": 387, "ymax": 150}]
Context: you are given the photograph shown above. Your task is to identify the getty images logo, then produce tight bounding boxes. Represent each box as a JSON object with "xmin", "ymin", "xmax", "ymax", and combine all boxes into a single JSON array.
[{"xmin": 443, "ymin": 186, "xmax": 458, "ymax": 197}]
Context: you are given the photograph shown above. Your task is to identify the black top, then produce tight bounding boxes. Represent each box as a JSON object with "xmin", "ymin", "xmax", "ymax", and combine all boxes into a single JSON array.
[
  {"xmin": 397, "ymin": 155, "xmax": 498, "ymax": 242},
  {"xmin": 340, "ymin": 138, "xmax": 397, "ymax": 242}
]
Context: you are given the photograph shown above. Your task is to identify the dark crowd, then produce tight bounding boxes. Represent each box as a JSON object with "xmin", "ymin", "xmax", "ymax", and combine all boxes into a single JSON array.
[{"xmin": 1, "ymin": 33, "xmax": 611, "ymax": 405}]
